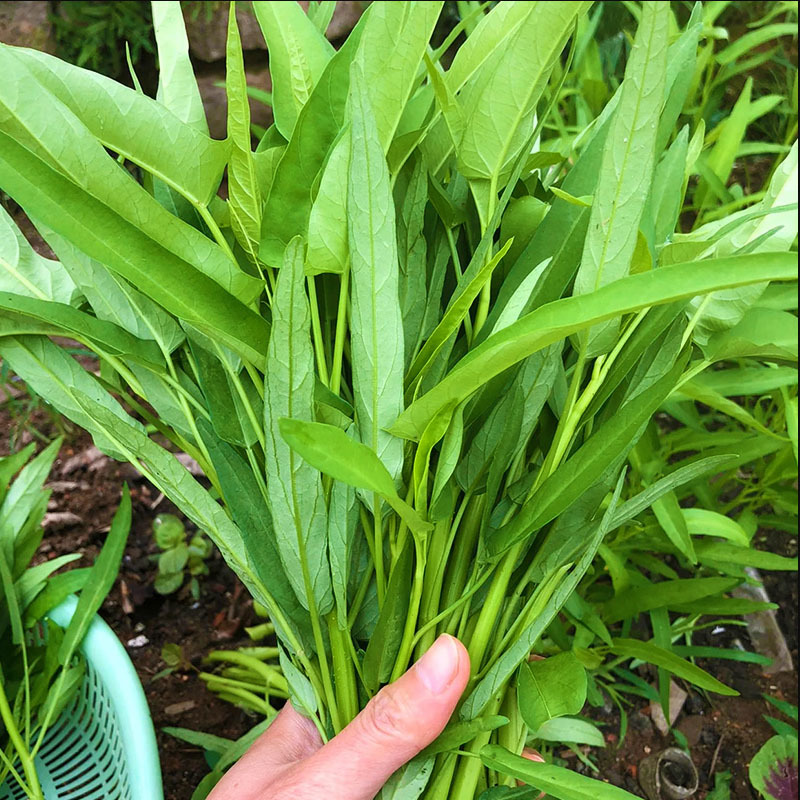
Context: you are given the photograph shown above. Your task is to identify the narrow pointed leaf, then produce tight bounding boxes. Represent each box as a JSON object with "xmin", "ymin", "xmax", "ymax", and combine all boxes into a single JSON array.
[{"xmin": 263, "ymin": 238, "xmax": 332, "ymax": 614}]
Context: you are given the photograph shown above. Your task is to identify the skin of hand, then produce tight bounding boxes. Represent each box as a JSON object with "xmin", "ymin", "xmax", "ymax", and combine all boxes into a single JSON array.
[{"xmin": 208, "ymin": 633, "xmax": 471, "ymax": 800}]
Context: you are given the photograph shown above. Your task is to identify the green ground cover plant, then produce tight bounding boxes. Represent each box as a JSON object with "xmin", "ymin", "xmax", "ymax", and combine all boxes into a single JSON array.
[
  {"xmin": 0, "ymin": 1, "xmax": 797, "ymax": 797},
  {"xmin": 151, "ymin": 512, "xmax": 213, "ymax": 597},
  {"xmin": 0, "ymin": 444, "xmax": 130, "ymax": 800}
]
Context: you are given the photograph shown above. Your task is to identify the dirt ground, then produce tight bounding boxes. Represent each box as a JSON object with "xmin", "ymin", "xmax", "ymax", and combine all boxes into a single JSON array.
[{"xmin": 0, "ymin": 410, "xmax": 256, "ymax": 800}]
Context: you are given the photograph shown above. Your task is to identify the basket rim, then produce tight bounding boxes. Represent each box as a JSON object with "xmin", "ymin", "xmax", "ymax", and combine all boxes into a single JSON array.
[{"xmin": 45, "ymin": 595, "xmax": 163, "ymax": 800}]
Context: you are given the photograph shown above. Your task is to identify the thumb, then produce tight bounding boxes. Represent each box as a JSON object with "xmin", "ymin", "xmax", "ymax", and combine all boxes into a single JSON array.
[{"xmin": 299, "ymin": 634, "xmax": 470, "ymax": 799}]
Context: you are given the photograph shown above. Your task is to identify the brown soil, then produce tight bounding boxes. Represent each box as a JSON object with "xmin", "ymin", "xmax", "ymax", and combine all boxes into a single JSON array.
[
  {"xmin": 0, "ymin": 408, "xmax": 259, "ymax": 800},
  {"xmin": 586, "ymin": 529, "xmax": 798, "ymax": 799}
]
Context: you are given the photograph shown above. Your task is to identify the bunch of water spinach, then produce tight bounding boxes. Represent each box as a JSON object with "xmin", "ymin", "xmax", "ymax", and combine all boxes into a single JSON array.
[
  {"xmin": 0, "ymin": 1, "xmax": 797, "ymax": 796},
  {"xmin": 0, "ymin": 442, "xmax": 130, "ymax": 800}
]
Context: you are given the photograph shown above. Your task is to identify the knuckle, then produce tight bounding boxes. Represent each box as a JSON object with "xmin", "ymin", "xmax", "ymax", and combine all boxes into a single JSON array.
[{"xmin": 363, "ymin": 687, "xmax": 411, "ymax": 744}]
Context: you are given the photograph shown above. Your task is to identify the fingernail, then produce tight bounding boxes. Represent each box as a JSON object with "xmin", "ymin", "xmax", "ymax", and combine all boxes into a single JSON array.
[{"xmin": 416, "ymin": 635, "xmax": 460, "ymax": 694}]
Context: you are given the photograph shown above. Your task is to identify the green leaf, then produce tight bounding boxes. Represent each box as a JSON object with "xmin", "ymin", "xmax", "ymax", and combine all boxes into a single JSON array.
[
  {"xmin": 390, "ymin": 252, "xmax": 798, "ymax": 440},
  {"xmin": 490, "ymin": 350, "xmax": 687, "ymax": 558},
  {"xmin": 278, "ymin": 419, "xmax": 431, "ymax": 538},
  {"xmin": 681, "ymin": 508, "xmax": 751, "ymax": 546},
  {"xmin": 765, "ymin": 695, "xmax": 799, "ymax": 723},
  {"xmin": 716, "ymin": 23, "xmax": 799, "ymax": 65},
  {"xmin": 263, "ymin": 238, "xmax": 332, "ymax": 614},
  {"xmin": 378, "ymin": 757, "xmax": 434, "ymax": 800},
  {"xmin": 355, "ymin": 1, "xmax": 443, "ymax": 152},
  {"xmin": 456, "ymin": 2, "xmax": 590, "ymax": 187},
  {"xmin": 518, "ymin": 652, "xmax": 588, "ymax": 732},
  {"xmin": 24, "ymin": 568, "xmax": 91, "ymax": 627},
  {"xmin": 602, "ymin": 577, "xmax": 740, "ymax": 624},
  {"xmin": 419, "ymin": 716, "xmax": 509, "ymax": 759},
  {"xmin": 608, "ymin": 638, "xmax": 738, "ymax": 696},
  {"xmin": 252, "ymin": 0, "xmax": 334, "ymax": 139},
  {"xmin": 152, "ymin": 0, "xmax": 208, "ymax": 132},
  {"xmin": 406, "ymin": 240, "xmax": 513, "ymax": 392},
  {"xmin": 278, "ymin": 646, "xmax": 318, "ymax": 718},
  {"xmin": 2, "ymin": 44, "xmax": 225, "ymax": 207},
  {"xmin": 0, "ymin": 436, "xmax": 61, "ymax": 567},
  {"xmin": 363, "ymin": 536, "xmax": 413, "ymax": 692},
  {"xmin": 749, "ymin": 735, "xmax": 798, "ymax": 800},
  {"xmin": 462, "ymin": 473, "xmax": 625, "ymax": 720},
  {"xmin": 0, "ymin": 131, "xmax": 268, "ymax": 365},
  {"xmin": 687, "ymin": 142, "xmax": 797, "ymax": 343},
  {"xmin": 655, "ymin": 5, "xmax": 701, "ymax": 153},
  {"xmin": 225, "ymin": 2, "xmax": 263, "ymax": 265},
  {"xmin": 533, "ymin": 717, "xmax": 605, "ymax": 747},
  {"xmin": 704, "ymin": 307, "xmax": 798, "ymax": 363},
  {"xmin": 695, "ymin": 541, "xmax": 798, "ymax": 572},
  {"xmin": 328, "ymin": 474, "xmax": 357, "ymax": 628},
  {"xmin": 573, "ymin": 1, "xmax": 668, "ymax": 355},
  {"xmin": 481, "ymin": 745, "xmax": 641, "ymax": 800},
  {"xmin": 651, "ymin": 489, "xmax": 696, "ymax": 563},
  {"xmin": 59, "ymin": 486, "xmax": 131, "ymax": 663},
  {"xmin": 0, "ymin": 205, "xmax": 78, "ymax": 304},
  {"xmin": 159, "ymin": 543, "xmax": 189, "ymax": 575},
  {"xmin": 0, "ymin": 292, "xmax": 164, "ymax": 370},
  {"xmin": 694, "ymin": 366, "xmax": 798, "ymax": 397},
  {"xmin": 306, "ymin": 128, "xmax": 351, "ymax": 275},
  {"xmin": 259, "ymin": 21, "xmax": 364, "ymax": 265},
  {"xmin": 643, "ymin": 125, "xmax": 689, "ymax": 249},
  {"xmin": 43, "ymin": 229, "xmax": 184, "ymax": 353},
  {"xmin": 347, "ymin": 62, "xmax": 405, "ymax": 482},
  {"xmin": 199, "ymin": 423, "xmax": 315, "ymax": 653}
]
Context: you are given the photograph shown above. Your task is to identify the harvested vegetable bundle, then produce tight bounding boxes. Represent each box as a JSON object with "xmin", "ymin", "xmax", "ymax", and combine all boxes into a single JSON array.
[{"xmin": 0, "ymin": 2, "xmax": 797, "ymax": 797}]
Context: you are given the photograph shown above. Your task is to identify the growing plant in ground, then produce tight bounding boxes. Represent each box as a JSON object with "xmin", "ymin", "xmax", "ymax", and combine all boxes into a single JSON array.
[
  {"xmin": 151, "ymin": 512, "xmax": 212, "ymax": 598},
  {"xmin": 544, "ymin": 1, "xmax": 798, "ymax": 227},
  {"xmin": 0, "ymin": 443, "xmax": 130, "ymax": 800},
  {"xmin": 0, "ymin": 2, "xmax": 797, "ymax": 797}
]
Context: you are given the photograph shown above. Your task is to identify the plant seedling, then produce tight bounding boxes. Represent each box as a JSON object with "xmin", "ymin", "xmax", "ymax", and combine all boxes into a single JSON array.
[{"xmin": 152, "ymin": 513, "xmax": 212, "ymax": 599}]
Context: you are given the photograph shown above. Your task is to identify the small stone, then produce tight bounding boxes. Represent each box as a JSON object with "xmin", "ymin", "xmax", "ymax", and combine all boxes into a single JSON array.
[
  {"xmin": 700, "ymin": 726, "xmax": 719, "ymax": 746},
  {"xmin": 676, "ymin": 715, "xmax": 705, "ymax": 748},
  {"xmin": 42, "ymin": 511, "xmax": 83, "ymax": 530},
  {"xmin": 0, "ymin": 1, "xmax": 56, "ymax": 52},
  {"xmin": 649, "ymin": 682, "xmax": 688, "ymax": 735},
  {"xmin": 684, "ymin": 694, "xmax": 705, "ymax": 715},
  {"xmin": 127, "ymin": 634, "xmax": 149, "ymax": 648},
  {"xmin": 629, "ymin": 711, "xmax": 654, "ymax": 734},
  {"xmin": 164, "ymin": 700, "xmax": 196, "ymax": 716}
]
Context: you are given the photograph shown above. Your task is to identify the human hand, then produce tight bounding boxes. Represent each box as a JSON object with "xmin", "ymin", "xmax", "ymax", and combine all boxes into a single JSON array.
[{"xmin": 208, "ymin": 634, "xmax": 470, "ymax": 800}]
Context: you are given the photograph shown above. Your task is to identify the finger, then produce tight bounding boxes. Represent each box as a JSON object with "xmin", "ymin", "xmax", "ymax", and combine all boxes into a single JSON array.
[
  {"xmin": 293, "ymin": 634, "xmax": 469, "ymax": 800},
  {"xmin": 517, "ymin": 748, "xmax": 546, "ymax": 798},
  {"xmin": 208, "ymin": 704, "xmax": 322, "ymax": 800}
]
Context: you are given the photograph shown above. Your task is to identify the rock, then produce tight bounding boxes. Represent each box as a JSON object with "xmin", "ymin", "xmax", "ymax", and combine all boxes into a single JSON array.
[
  {"xmin": 683, "ymin": 694, "xmax": 704, "ymax": 716},
  {"xmin": 164, "ymin": 700, "xmax": 196, "ymax": 716},
  {"xmin": 175, "ymin": 451, "xmax": 205, "ymax": 477},
  {"xmin": 649, "ymin": 682, "xmax": 688, "ymax": 736},
  {"xmin": 676, "ymin": 715, "xmax": 705, "ymax": 748},
  {"xmin": 0, "ymin": 1, "xmax": 56, "ymax": 53},
  {"xmin": 630, "ymin": 711, "xmax": 654, "ymax": 734},
  {"xmin": 42, "ymin": 511, "xmax": 83, "ymax": 529},
  {"xmin": 185, "ymin": 2, "xmax": 265, "ymax": 62},
  {"xmin": 61, "ymin": 445, "xmax": 109, "ymax": 475},
  {"xmin": 732, "ymin": 567, "xmax": 794, "ymax": 674}
]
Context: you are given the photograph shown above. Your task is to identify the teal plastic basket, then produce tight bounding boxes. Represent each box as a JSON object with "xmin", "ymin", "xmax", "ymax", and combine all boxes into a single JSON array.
[{"xmin": 1, "ymin": 596, "xmax": 163, "ymax": 800}]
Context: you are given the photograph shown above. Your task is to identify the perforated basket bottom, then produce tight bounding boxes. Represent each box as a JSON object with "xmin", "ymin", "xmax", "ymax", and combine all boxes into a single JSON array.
[{"xmin": 1, "ymin": 660, "xmax": 132, "ymax": 800}]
